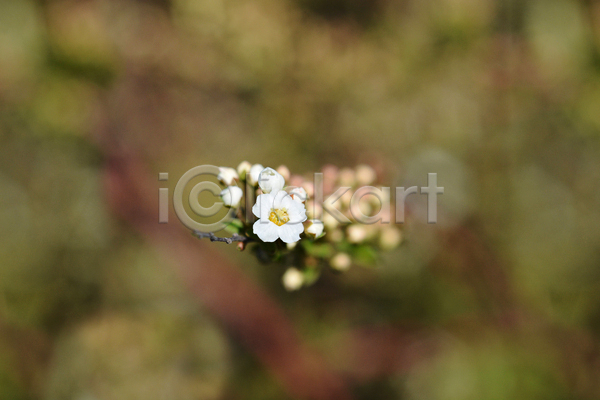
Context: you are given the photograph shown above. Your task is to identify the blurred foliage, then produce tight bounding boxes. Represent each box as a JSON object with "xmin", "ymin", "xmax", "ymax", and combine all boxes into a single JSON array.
[{"xmin": 1, "ymin": 0, "xmax": 600, "ymax": 398}]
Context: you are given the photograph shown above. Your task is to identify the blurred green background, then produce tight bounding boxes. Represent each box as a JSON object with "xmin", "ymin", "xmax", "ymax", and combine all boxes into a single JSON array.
[{"xmin": 2, "ymin": 0, "xmax": 600, "ymax": 399}]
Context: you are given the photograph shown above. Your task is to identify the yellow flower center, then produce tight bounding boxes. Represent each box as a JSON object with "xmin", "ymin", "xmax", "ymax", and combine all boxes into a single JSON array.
[{"xmin": 269, "ymin": 208, "xmax": 290, "ymax": 226}]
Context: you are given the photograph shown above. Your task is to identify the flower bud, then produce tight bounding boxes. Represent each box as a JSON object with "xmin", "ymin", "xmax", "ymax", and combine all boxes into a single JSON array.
[
  {"xmin": 282, "ymin": 268, "xmax": 304, "ymax": 291},
  {"xmin": 347, "ymin": 224, "xmax": 367, "ymax": 243},
  {"xmin": 218, "ymin": 167, "xmax": 239, "ymax": 186},
  {"xmin": 248, "ymin": 164, "xmax": 265, "ymax": 186},
  {"xmin": 276, "ymin": 165, "xmax": 291, "ymax": 181},
  {"xmin": 305, "ymin": 219, "xmax": 324, "ymax": 238},
  {"xmin": 355, "ymin": 164, "xmax": 376, "ymax": 185},
  {"xmin": 331, "ymin": 253, "xmax": 351, "ymax": 271},
  {"xmin": 258, "ymin": 167, "xmax": 285, "ymax": 194},
  {"xmin": 289, "ymin": 187, "xmax": 308, "ymax": 203},
  {"xmin": 237, "ymin": 161, "xmax": 252, "ymax": 179},
  {"xmin": 220, "ymin": 186, "xmax": 243, "ymax": 208}
]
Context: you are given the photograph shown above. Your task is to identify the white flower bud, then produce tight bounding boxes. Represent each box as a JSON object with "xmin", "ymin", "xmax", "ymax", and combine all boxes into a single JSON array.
[
  {"xmin": 218, "ymin": 167, "xmax": 239, "ymax": 186},
  {"xmin": 331, "ymin": 253, "xmax": 351, "ymax": 271},
  {"xmin": 286, "ymin": 241, "xmax": 297, "ymax": 250},
  {"xmin": 305, "ymin": 219, "xmax": 324, "ymax": 238},
  {"xmin": 220, "ymin": 186, "xmax": 243, "ymax": 208},
  {"xmin": 248, "ymin": 164, "xmax": 265, "ymax": 186},
  {"xmin": 258, "ymin": 167, "xmax": 285, "ymax": 194},
  {"xmin": 355, "ymin": 164, "xmax": 376, "ymax": 185},
  {"xmin": 347, "ymin": 224, "xmax": 367, "ymax": 243},
  {"xmin": 379, "ymin": 227, "xmax": 403, "ymax": 250},
  {"xmin": 237, "ymin": 161, "xmax": 252, "ymax": 179},
  {"xmin": 282, "ymin": 267, "xmax": 304, "ymax": 291},
  {"xmin": 289, "ymin": 187, "xmax": 308, "ymax": 203}
]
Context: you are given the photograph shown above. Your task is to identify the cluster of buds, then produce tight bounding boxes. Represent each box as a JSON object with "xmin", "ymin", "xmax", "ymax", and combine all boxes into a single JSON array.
[{"xmin": 210, "ymin": 162, "xmax": 403, "ymax": 291}]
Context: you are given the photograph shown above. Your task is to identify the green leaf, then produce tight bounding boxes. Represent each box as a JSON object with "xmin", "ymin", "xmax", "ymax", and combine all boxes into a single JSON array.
[
  {"xmin": 302, "ymin": 267, "xmax": 321, "ymax": 286},
  {"xmin": 224, "ymin": 219, "xmax": 243, "ymax": 234},
  {"xmin": 302, "ymin": 241, "xmax": 334, "ymax": 258},
  {"xmin": 352, "ymin": 245, "xmax": 378, "ymax": 267}
]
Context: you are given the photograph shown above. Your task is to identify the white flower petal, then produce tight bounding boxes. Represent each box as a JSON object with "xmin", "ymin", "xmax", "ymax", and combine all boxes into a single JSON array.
[
  {"xmin": 278, "ymin": 222, "xmax": 303, "ymax": 243},
  {"xmin": 253, "ymin": 220, "xmax": 280, "ymax": 242},
  {"xmin": 252, "ymin": 193, "xmax": 274, "ymax": 219},
  {"xmin": 280, "ymin": 195, "xmax": 296, "ymax": 210},
  {"xmin": 288, "ymin": 210, "xmax": 307, "ymax": 224},
  {"xmin": 286, "ymin": 200, "xmax": 307, "ymax": 223},
  {"xmin": 272, "ymin": 190, "xmax": 289, "ymax": 209}
]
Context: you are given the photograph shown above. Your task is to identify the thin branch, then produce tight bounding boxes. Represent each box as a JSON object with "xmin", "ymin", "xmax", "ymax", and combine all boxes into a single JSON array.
[{"xmin": 193, "ymin": 231, "xmax": 253, "ymax": 244}]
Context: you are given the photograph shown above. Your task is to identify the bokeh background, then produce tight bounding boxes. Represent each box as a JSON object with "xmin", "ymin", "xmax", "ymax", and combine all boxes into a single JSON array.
[{"xmin": 2, "ymin": 0, "xmax": 600, "ymax": 399}]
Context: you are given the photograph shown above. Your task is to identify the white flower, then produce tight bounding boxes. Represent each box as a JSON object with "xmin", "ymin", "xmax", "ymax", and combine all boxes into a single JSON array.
[
  {"xmin": 282, "ymin": 267, "xmax": 304, "ymax": 291},
  {"xmin": 218, "ymin": 167, "xmax": 238, "ymax": 185},
  {"xmin": 331, "ymin": 253, "xmax": 351, "ymax": 271},
  {"xmin": 258, "ymin": 167, "xmax": 285, "ymax": 194},
  {"xmin": 237, "ymin": 161, "xmax": 252, "ymax": 179},
  {"xmin": 248, "ymin": 164, "xmax": 264, "ymax": 186},
  {"xmin": 220, "ymin": 186, "xmax": 243, "ymax": 208},
  {"xmin": 289, "ymin": 187, "xmax": 307, "ymax": 203},
  {"xmin": 252, "ymin": 190, "xmax": 307, "ymax": 243},
  {"xmin": 305, "ymin": 219, "xmax": 324, "ymax": 238}
]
